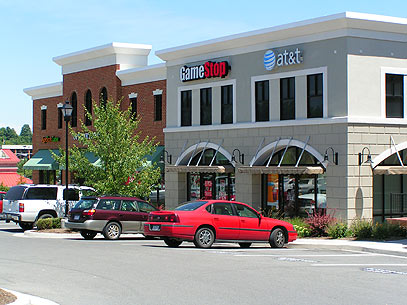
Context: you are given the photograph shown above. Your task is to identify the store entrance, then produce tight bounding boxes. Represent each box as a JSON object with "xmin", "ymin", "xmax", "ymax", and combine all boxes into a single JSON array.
[
  {"xmin": 187, "ymin": 173, "xmax": 235, "ymax": 201},
  {"xmin": 262, "ymin": 174, "xmax": 326, "ymax": 217}
]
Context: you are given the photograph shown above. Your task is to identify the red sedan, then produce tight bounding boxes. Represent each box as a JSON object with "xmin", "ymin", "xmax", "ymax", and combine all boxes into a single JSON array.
[{"xmin": 144, "ymin": 200, "xmax": 297, "ymax": 248}]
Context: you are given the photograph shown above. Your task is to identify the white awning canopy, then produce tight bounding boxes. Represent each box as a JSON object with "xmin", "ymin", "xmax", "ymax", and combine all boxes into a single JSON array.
[
  {"xmin": 373, "ymin": 166, "xmax": 407, "ymax": 175},
  {"xmin": 237, "ymin": 166, "xmax": 324, "ymax": 175}
]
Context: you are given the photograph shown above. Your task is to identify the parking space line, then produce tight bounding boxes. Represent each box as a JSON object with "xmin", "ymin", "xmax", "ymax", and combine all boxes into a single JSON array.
[
  {"xmin": 233, "ymin": 254, "xmax": 378, "ymax": 257},
  {"xmin": 312, "ymin": 263, "xmax": 407, "ymax": 267}
]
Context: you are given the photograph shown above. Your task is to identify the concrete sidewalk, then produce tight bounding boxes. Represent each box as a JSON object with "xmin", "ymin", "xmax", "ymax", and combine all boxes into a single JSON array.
[
  {"xmin": 2, "ymin": 288, "xmax": 59, "ymax": 305},
  {"xmin": 293, "ymin": 238, "xmax": 407, "ymax": 255}
]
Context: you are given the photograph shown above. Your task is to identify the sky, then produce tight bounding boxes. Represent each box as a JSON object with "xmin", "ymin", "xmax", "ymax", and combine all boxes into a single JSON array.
[{"xmin": 0, "ymin": 0, "xmax": 406, "ymax": 134}]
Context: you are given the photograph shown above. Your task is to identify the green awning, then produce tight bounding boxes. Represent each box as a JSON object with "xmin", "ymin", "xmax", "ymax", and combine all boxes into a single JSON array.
[
  {"xmin": 23, "ymin": 149, "xmax": 60, "ymax": 170},
  {"xmin": 84, "ymin": 152, "xmax": 102, "ymax": 167},
  {"xmin": 145, "ymin": 146, "xmax": 164, "ymax": 170}
]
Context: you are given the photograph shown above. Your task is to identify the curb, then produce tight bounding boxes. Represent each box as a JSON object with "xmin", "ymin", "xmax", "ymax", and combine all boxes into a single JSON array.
[
  {"xmin": 23, "ymin": 230, "xmax": 80, "ymax": 238},
  {"xmin": 3, "ymin": 288, "xmax": 59, "ymax": 305}
]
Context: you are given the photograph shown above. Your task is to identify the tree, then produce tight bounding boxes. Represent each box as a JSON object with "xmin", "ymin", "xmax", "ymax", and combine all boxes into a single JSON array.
[
  {"xmin": 19, "ymin": 124, "xmax": 32, "ymax": 144},
  {"xmin": 55, "ymin": 98, "xmax": 161, "ymax": 199}
]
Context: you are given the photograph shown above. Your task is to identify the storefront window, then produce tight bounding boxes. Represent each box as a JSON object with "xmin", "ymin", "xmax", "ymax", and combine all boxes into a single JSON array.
[
  {"xmin": 181, "ymin": 90, "xmax": 192, "ymax": 126},
  {"xmin": 307, "ymin": 73, "xmax": 323, "ymax": 118},
  {"xmin": 221, "ymin": 85, "xmax": 233, "ymax": 124},
  {"xmin": 200, "ymin": 88, "xmax": 212, "ymax": 125},
  {"xmin": 386, "ymin": 74, "xmax": 404, "ymax": 118},
  {"xmin": 188, "ymin": 173, "xmax": 235, "ymax": 201},
  {"xmin": 280, "ymin": 77, "xmax": 295, "ymax": 120},
  {"xmin": 255, "ymin": 80, "xmax": 269, "ymax": 122}
]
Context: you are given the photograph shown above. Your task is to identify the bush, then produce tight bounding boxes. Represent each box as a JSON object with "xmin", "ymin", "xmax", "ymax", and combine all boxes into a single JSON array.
[
  {"xmin": 284, "ymin": 217, "xmax": 311, "ymax": 237},
  {"xmin": 371, "ymin": 222, "xmax": 407, "ymax": 240},
  {"xmin": 305, "ymin": 210, "xmax": 336, "ymax": 237},
  {"xmin": 36, "ymin": 218, "xmax": 62, "ymax": 230},
  {"xmin": 350, "ymin": 219, "xmax": 373, "ymax": 239},
  {"xmin": 327, "ymin": 222, "xmax": 351, "ymax": 239}
]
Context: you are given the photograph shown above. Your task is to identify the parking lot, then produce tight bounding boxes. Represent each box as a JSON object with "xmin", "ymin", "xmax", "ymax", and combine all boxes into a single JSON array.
[{"xmin": 1, "ymin": 221, "xmax": 407, "ymax": 305}]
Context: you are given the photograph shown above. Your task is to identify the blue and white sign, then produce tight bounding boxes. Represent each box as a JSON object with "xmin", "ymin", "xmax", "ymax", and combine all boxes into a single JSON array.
[
  {"xmin": 264, "ymin": 48, "xmax": 302, "ymax": 71},
  {"xmin": 263, "ymin": 50, "xmax": 276, "ymax": 71}
]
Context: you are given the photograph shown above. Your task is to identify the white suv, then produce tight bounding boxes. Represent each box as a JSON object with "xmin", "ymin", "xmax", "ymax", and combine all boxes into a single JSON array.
[{"xmin": 1, "ymin": 184, "xmax": 95, "ymax": 230}]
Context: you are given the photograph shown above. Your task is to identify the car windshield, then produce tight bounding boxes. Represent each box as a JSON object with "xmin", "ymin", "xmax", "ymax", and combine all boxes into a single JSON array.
[
  {"xmin": 73, "ymin": 198, "xmax": 97, "ymax": 210},
  {"xmin": 175, "ymin": 201, "xmax": 208, "ymax": 211}
]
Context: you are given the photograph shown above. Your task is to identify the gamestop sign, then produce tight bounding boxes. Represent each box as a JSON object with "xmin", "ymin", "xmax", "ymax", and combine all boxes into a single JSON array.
[{"xmin": 180, "ymin": 61, "xmax": 230, "ymax": 82}]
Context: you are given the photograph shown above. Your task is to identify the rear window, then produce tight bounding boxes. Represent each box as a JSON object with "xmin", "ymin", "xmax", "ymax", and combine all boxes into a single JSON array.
[
  {"xmin": 73, "ymin": 198, "xmax": 97, "ymax": 210},
  {"xmin": 175, "ymin": 201, "xmax": 208, "ymax": 211},
  {"xmin": 63, "ymin": 189, "xmax": 80, "ymax": 201},
  {"xmin": 25, "ymin": 187, "xmax": 58, "ymax": 200},
  {"xmin": 4, "ymin": 186, "xmax": 27, "ymax": 200}
]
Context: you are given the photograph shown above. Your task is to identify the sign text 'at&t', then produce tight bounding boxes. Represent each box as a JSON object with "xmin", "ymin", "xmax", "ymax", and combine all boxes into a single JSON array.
[
  {"xmin": 180, "ymin": 61, "xmax": 230, "ymax": 82},
  {"xmin": 264, "ymin": 48, "xmax": 302, "ymax": 71}
]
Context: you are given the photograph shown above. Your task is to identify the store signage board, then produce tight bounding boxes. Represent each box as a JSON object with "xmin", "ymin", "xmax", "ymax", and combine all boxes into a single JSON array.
[
  {"xmin": 264, "ymin": 48, "xmax": 302, "ymax": 71},
  {"xmin": 42, "ymin": 136, "xmax": 60, "ymax": 143},
  {"xmin": 180, "ymin": 61, "xmax": 230, "ymax": 82}
]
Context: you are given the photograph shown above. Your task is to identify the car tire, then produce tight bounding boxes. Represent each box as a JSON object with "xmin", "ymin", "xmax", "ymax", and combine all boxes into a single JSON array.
[
  {"xmin": 193, "ymin": 227, "xmax": 215, "ymax": 249},
  {"xmin": 269, "ymin": 228, "xmax": 286, "ymax": 248},
  {"xmin": 19, "ymin": 222, "xmax": 34, "ymax": 231},
  {"xmin": 239, "ymin": 242, "xmax": 252, "ymax": 248},
  {"xmin": 163, "ymin": 237, "xmax": 183, "ymax": 248},
  {"xmin": 38, "ymin": 213, "xmax": 54, "ymax": 220},
  {"xmin": 103, "ymin": 222, "xmax": 121, "ymax": 240},
  {"xmin": 80, "ymin": 230, "xmax": 97, "ymax": 240}
]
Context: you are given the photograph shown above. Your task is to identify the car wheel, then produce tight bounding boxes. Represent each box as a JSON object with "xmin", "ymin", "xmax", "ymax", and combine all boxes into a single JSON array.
[
  {"xmin": 103, "ymin": 222, "xmax": 121, "ymax": 240},
  {"xmin": 19, "ymin": 222, "xmax": 34, "ymax": 231},
  {"xmin": 38, "ymin": 213, "xmax": 54, "ymax": 220},
  {"xmin": 193, "ymin": 227, "xmax": 215, "ymax": 249},
  {"xmin": 269, "ymin": 228, "xmax": 286, "ymax": 248},
  {"xmin": 239, "ymin": 242, "xmax": 252, "ymax": 248},
  {"xmin": 163, "ymin": 237, "xmax": 183, "ymax": 248},
  {"xmin": 80, "ymin": 230, "xmax": 97, "ymax": 240}
]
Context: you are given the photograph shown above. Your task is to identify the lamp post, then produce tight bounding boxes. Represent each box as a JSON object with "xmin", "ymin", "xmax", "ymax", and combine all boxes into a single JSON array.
[{"xmin": 60, "ymin": 101, "xmax": 73, "ymax": 216}]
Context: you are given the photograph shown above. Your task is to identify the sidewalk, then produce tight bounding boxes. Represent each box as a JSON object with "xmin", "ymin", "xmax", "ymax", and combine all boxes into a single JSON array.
[
  {"xmin": 293, "ymin": 238, "xmax": 407, "ymax": 255},
  {"xmin": 1, "ymin": 288, "xmax": 59, "ymax": 305}
]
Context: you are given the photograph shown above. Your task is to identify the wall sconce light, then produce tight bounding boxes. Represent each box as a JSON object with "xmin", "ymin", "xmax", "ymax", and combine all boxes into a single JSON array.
[
  {"xmin": 358, "ymin": 147, "xmax": 372, "ymax": 166},
  {"xmin": 324, "ymin": 147, "xmax": 338, "ymax": 165},
  {"xmin": 160, "ymin": 150, "xmax": 172, "ymax": 165},
  {"xmin": 232, "ymin": 148, "xmax": 244, "ymax": 164}
]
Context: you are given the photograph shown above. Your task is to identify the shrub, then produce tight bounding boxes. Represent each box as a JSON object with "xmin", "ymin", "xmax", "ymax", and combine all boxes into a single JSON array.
[
  {"xmin": 36, "ymin": 218, "xmax": 62, "ymax": 230},
  {"xmin": 305, "ymin": 210, "xmax": 336, "ymax": 237},
  {"xmin": 350, "ymin": 219, "xmax": 373, "ymax": 239},
  {"xmin": 284, "ymin": 217, "xmax": 311, "ymax": 238},
  {"xmin": 371, "ymin": 222, "xmax": 407, "ymax": 240},
  {"xmin": 327, "ymin": 222, "xmax": 351, "ymax": 239}
]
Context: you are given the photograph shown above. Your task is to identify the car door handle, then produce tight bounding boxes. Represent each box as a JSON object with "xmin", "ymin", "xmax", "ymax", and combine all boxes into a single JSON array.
[{"xmin": 214, "ymin": 217, "xmax": 220, "ymax": 221}]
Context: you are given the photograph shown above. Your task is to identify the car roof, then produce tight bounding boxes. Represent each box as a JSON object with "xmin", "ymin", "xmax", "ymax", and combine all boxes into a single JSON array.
[{"xmin": 98, "ymin": 195, "xmax": 147, "ymax": 201}]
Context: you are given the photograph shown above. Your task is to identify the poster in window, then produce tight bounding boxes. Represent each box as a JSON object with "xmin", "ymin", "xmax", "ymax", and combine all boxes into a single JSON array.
[{"xmin": 267, "ymin": 174, "xmax": 279, "ymax": 208}]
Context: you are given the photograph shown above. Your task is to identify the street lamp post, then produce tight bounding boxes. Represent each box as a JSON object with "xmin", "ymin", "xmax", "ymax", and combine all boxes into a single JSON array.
[{"xmin": 60, "ymin": 101, "xmax": 73, "ymax": 216}]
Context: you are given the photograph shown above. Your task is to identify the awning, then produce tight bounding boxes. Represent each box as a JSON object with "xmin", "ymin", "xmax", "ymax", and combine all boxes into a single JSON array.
[
  {"xmin": 238, "ymin": 166, "xmax": 324, "ymax": 175},
  {"xmin": 166, "ymin": 165, "xmax": 235, "ymax": 173},
  {"xmin": 144, "ymin": 146, "xmax": 164, "ymax": 170},
  {"xmin": 373, "ymin": 166, "xmax": 407, "ymax": 175},
  {"xmin": 84, "ymin": 152, "xmax": 102, "ymax": 167},
  {"xmin": 23, "ymin": 149, "xmax": 60, "ymax": 170}
]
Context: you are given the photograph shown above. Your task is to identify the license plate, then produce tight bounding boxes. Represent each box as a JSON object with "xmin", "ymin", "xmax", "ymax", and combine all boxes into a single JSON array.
[
  {"xmin": 150, "ymin": 224, "xmax": 161, "ymax": 231},
  {"xmin": 74, "ymin": 215, "xmax": 80, "ymax": 220}
]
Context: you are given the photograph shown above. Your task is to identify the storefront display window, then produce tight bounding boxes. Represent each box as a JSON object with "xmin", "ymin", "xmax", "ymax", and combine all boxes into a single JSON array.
[{"xmin": 188, "ymin": 173, "xmax": 235, "ymax": 201}]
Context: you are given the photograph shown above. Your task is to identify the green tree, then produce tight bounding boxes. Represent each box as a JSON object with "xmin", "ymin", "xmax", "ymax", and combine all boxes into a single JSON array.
[
  {"xmin": 0, "ymin": 127, "xmax": 18, "ymax": 144},
  {"xmin": 19, "ymin": 124, "xmax": 32, "ymax": 144},
  {"xmin": 17, "ymin": 158, "xmax": 32, "ymax": 179},
  {"xmin": 54, "ymin": 98, "xmax": 161, "ymax": 199}
]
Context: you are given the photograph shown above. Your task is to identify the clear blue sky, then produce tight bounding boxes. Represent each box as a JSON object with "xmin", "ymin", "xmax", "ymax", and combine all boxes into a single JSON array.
[{"xmin": 0, "ymin": 0, "xmax": 405, "ymax": 134}]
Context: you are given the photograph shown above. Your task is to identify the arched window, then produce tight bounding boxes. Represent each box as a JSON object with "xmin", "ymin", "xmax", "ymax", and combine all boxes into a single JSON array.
[
  {"xmin": 85, "ymin": 90, "xmax": 92, "ymax": 126},
  {"xmin": 100, "ymin": 87, "xmax": 107, "ymax": 109},
  {"xmin": 71, "ymin": 92, "xmax": 77, "ymax": 127}
]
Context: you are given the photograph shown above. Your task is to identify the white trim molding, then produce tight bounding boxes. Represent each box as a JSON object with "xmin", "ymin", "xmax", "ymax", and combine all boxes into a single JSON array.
[
  {"xmin": 117, "ymin": 63, "xmax": 166, "ymax": 86},
  {"xmin": 153, "ymin": 89, "xmax": 163, "ymax": 95},
  {"xmin": 24, "ymin": 82, "xmax": 63, "ymax": 100},
  {"xmin": 128, "ymin": 93, "xmax": 138, "ymax": 99},
  {"xmin": 40, "ymin": 105, "xmax": 47, "ymax": 110}
]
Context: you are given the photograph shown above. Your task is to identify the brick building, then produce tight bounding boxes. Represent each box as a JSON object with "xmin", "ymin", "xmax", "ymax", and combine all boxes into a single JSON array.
[{"xmin": 24, "ymin": 43, "xmax": 166, "ymax": 185}]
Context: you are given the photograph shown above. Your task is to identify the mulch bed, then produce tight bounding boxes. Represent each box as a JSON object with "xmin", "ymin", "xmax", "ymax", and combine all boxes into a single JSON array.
[
  {"xmin": 0, "ymin": 288, "xmax": 17, "ymax": 305},
  {"xmin": 36, "ymin": 228, "xmax": 76, "ymax": 233}
]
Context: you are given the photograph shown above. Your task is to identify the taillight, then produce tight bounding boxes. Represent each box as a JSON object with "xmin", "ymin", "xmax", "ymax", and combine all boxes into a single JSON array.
[
  {"xmin": 19, "ymin": 203, "xmax": 24, "ymax": 212},
  {"xmin": 82, "ymin": 209, "xmax": 96, "ymax": 216},
  {"xmin": 149, "ymin": 213, "xmax": 179, "ymax": 222}
]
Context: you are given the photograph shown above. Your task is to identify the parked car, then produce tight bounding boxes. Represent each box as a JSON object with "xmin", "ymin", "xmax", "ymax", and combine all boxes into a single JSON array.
[
  {"xmin": 144, "ymin": 200, "xmax": 297, "ymax": 248},
  {"xmin": 65, "ymin": 195, "xmax": 158, "ymax": 240},
  {"xmin": 0, "ymin": 191, "xmax": 6, "ymax": 220},
  {"xmin": 1, "ymin": 184, "xmax": 95, "ymax": 230}
]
